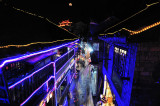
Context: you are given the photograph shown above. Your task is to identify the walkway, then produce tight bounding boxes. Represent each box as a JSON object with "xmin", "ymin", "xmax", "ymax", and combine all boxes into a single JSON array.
[{"xmin": 68, "ymin": 59, "xmax": 95, "ymax": 106}]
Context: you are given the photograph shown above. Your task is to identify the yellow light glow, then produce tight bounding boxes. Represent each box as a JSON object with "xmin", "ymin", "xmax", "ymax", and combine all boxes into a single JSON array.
[
  {"xmin": 100, "ymin": 2, "xmax": 160, "ymax": 36},
  {"xmin": 0, "ymin": 38, "xmax": 78, "ymax": 48},
  {"xmin": 47, "ymin": 95, "xmax": 49, "ymax": 103},
  {"xmin": 100, "ymin": 21, "xmax": 160, "ymax": 36},
  {"xmin": 50, "ymin": 93, "xmax": 52, "ymax": 98},
  {"xmin": 103, "ymin": 2, "xmax": 159, "ymax": 32},
  {"xmin": 69, "ymin": 3, "xmax": 72, "ymax": 6},
  {"xmin": 11, "ymin": 6, "xmax": 79, "ymax": 40}
]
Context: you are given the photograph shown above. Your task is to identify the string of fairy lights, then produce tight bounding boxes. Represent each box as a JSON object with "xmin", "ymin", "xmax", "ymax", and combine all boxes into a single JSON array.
[
  {"xmin": 0, "ymin": 38, "xmax": 79, "ymax": 49},
  {"xmin": 0, "ymin": 5, "xmax": 79, "ymax": 49},
  {"xmin": 12, "ymin": 6, "xmax": 79, "ymax": 38},
  {"xmin": 100, "ymin": 2, "xmax": 160, "ymax": 36},
  {"xmin": 100, "ymin": 21, "xmax": 160, "ymax": 36}
]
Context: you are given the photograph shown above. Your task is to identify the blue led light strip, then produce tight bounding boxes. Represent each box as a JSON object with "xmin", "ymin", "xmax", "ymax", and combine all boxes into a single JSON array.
[
  {"xmin": 69, "ymin": 62, "xmax": 76, "ymax": 83},
  {"xmin": 70, "ymin": 71, "xmax": 76, "ymax": 84},
  {"xmin": 9, "ymin": 62, "xmax": 54, "ymax": 89},
  {"xmin": 63, "ymin": 97, "xmax": 67, "ymax": 106},
  {"xmin": 56, "ymin": 60, "xmax": 75, "ymax": 82},
  {"xmin": 0, "ymin": 39, "xmax": 79, "ymax": 68},
  {"xmin": 20, "ymin": 76, "xmax": 54, "ymax": 106},
  {"xmin": 9, "ymin": 45, "xmax": 75, "ymax": 89},
  {"xmin": 56, "ymin": 54, "xmax": 74, "ymax": 75},
  {"xmin": 56, "ymin": 69, "xmax": 70, "ymax": 89},
  {"xmin": 54, "ymin": 49, "xmax": 73, "ymax": 63}
]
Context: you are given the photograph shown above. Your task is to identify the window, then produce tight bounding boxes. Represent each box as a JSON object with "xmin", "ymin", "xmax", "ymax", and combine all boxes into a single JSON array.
[
  {"xmin": 113, "ymin": 47, "xmax": 127, "ymax": 78},
  {"xmin": 3, "ymin": 61, "xmax": 33, "ymax": 85},
  {"xmin": 112, "ymin": 47, "xmax": 127, "ymax": 96}
]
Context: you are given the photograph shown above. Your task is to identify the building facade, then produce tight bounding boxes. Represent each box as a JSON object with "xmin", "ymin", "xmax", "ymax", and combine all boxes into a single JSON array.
[
  {"xmin": 98, "ymin": 2, "xmax": 160, "ymax": 106},
  {"xmin": 0, "ymin": 39, "xmax": 79, "ymax": 106}
]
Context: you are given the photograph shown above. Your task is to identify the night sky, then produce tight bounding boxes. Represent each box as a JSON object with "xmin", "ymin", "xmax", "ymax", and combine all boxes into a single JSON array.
[
  {"xmin": 4, "ymin": 0, "xmax": 158, "ymax": 23},
  {"xmin": 1, "ymin": 0, "xmax": 159, "ymax": 44}
]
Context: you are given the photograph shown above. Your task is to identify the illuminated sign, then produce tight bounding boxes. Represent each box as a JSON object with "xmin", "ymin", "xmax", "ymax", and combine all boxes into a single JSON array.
[{"xmin": 58, "ymin": 20, "xmax": 72, "ymax": 27}]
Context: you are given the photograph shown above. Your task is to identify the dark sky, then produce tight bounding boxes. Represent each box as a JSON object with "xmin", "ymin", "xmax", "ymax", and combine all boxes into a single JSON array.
[{"xmin": 3, "ymin": 0, "xmax": 159, "ymax": 23}]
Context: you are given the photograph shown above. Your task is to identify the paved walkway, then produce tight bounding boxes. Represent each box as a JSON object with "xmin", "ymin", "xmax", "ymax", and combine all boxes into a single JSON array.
[{"xmin": 68, "ymin": 59, "xmax": 95, "ymax": 106}]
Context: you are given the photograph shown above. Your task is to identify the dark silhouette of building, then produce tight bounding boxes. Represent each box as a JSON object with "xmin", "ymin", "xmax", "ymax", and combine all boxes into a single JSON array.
[
  {"xmin": 0, "ymin": 3, "xmax": 79, "ymax": 106},
  {"xmin": 98, "ymin": 2, "xmax": 160, "ymax": 106}
]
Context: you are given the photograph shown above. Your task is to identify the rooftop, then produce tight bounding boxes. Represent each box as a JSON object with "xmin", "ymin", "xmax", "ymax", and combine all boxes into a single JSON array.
[
  {"xmin": 99, "ymin": 2, "xmax": 160, "ymax": 42},
  {"xmin": 0, "ymin": 3, "xmax": 79, "ymax": 59}
]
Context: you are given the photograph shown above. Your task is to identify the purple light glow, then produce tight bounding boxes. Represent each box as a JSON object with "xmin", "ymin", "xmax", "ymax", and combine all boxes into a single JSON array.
[
  {"xmin": 0, "ymin": 39, "xmax": 79, "ymax": 68},
  {"xmin": 56, "ymin": 54, "xmax": 74, "ymax": 75},
  {"xmin": 53, "ymin": 62, "xmax": 56, "ymax": 76},
  {"xmin": 70, "ymin": 72, "xmax": 76, "ymax": 84},
  {"xmin": 46, "ymin": 82, "xmax": 49, "ymax": 92},
  {"xmin": 63, "ymin": 97, "xmax": 67, "ymax": 106},
  {"xmin": 26, "ymin": 51, "xmax": 56, "ymax": 64},
  {"xmin": 20, "ymin": 76, "xmax": 54, "ymax": 106},
  {"xmin": 5, "ymin": 40, "xmax": 78, "ymax": 105},
  {"xmin": 56, "ymin": 70, "xmax": 70, "ymax": 89},
  {"xmin": 54, "ymin": 49, "xmax": 73, "ymax": 63},
  {"xmin": 69, "ymin": 62, "xmax": 76, "ymax": 84},
  {"xmin": 56, "ymin": 60, "xmax": 75, "ymax": 82},
  {"xmin": 8, "ymin": 48, "xmax": 74, "ymax": 89},
  {"xmin": 55, "ymin": 88, "xmax": 57, "ymax": 106},
  {"xmin": 9, "ymin": 62, "xmax": 54, "ymax": 89}
]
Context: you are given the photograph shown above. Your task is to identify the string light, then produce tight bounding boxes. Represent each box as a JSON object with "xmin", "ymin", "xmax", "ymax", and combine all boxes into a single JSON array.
[
  {"xmin": 100, "ymin": 2, "xmax": 160, "ymax": 36},
  {"xmin": 130, "ymin": 21, "xmax": 160, "ymax": 35},
  {"xmin": 100, "ymin": 21, "xmax": 160, "ymax": 36},
  {"xmin": 0, "ymin": 5, "xmax": 79, "ymax": 49},
  {"xmin": 12, "ymin": 6, "xmax": 79, "ymax": 37},
  {"xmin": 0, "ymin": 38, "xmax": 78, "ymax": 48},
  {"xmin": 0, "ymin": 39, "xmax": 79, "ymax": 68}
]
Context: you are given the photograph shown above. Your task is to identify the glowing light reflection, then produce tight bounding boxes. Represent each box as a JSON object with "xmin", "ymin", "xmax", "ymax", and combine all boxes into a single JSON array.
[{"xmin": 0, "ymin": 39, "xmax": 79, "ymax": 68}]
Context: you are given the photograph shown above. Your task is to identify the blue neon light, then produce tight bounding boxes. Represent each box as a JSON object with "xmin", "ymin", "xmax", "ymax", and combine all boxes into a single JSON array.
[
  {"xmin": 20, "ymin": 76, "xmax": 54, "ymax": 106},
  {"xmin": 6, "ymin": 40, "xmax": 78, "ymax": 105},
  {"xmin": 0, "ymin": 39, "xmax": 79, "ymax": 68},
  {"xmin": 56, "ymin": 55, "xmax": 74, "ymax": 75},
  {"xmin": 63, "ymin": 97, "xmax": 68, "ymax": 106},
  {"xmin": 69, "ymin": 62, "xmax": 75, "ymax": 83},
  {"xmin": 9, "ymin": 48, "xmax": 75, "ymax": 89},
  {"xmin": 57, "ymin": 70, "xmax": 70, "ymax": 89},
  {"xmin": 56, "ymin": 60, "xmax": 75, "ymax": 82},
  {"xmin": 20, "ymin": 57, "xmax": 75, "ymax": 105},
  {"xmin": 46, "ymin": 82, "xmax": 49, "ymax": 92},
  {"xmin": 9, "ymin": 62, "xmax": 54, "ymax": 89},
  {"xmin": 54, "ymin": 49, "xmax": 74, "ymax": 63},
  {"xmin": 70, "ymin": 72, "xmax": 76, "ymax": 84},
  {"xmin": 102, "ymin": 66, "xmax": 124, "ymax": 105}
]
